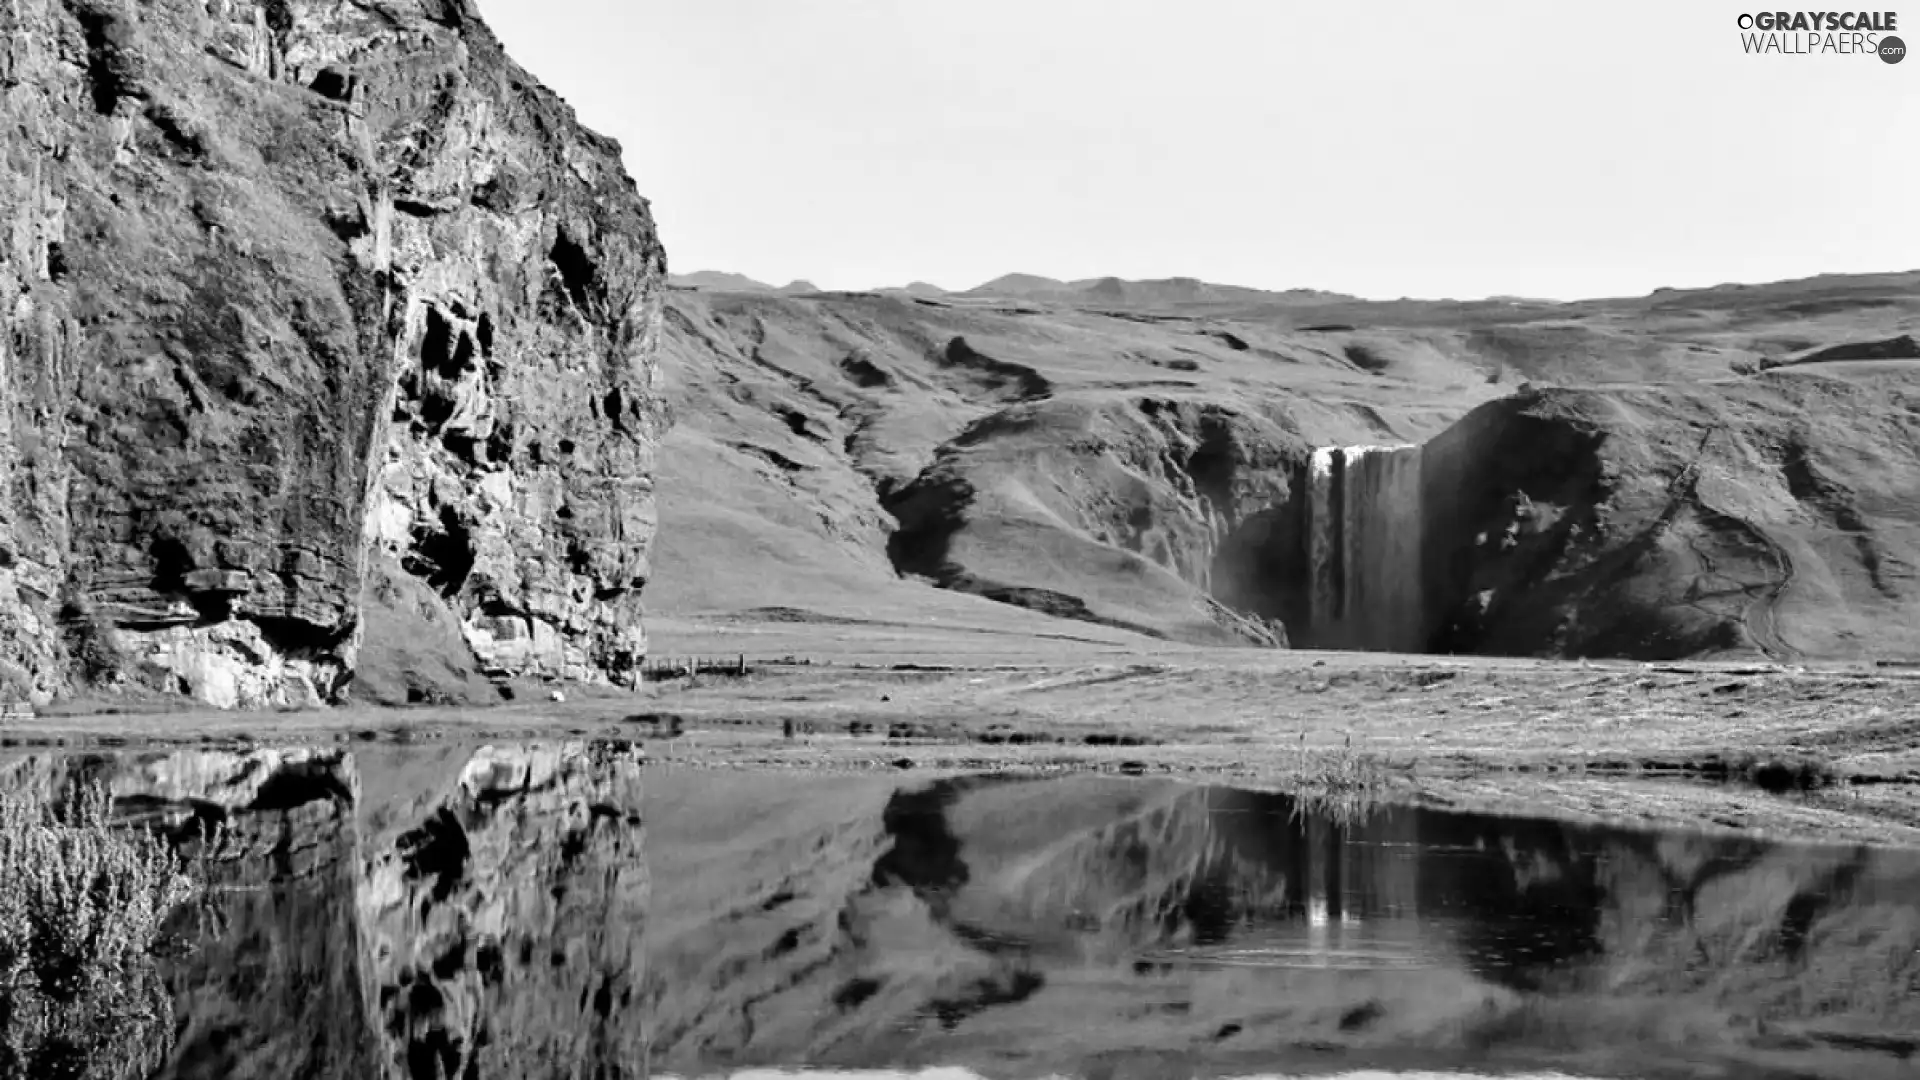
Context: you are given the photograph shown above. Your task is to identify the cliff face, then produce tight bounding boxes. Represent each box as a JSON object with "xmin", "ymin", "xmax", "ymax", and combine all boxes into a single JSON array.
[{"xmin": 0, "ymin": 0, "xmax": 664, "ymax": 708}]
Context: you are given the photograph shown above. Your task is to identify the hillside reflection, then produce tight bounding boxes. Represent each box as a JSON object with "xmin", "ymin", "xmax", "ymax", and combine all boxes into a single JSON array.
[{"xmin": 647, "ymin": 772, "xmax": 1920, "ymax": 1080}]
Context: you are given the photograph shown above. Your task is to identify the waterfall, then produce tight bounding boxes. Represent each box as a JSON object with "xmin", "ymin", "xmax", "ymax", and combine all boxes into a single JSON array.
[{"xmin": 1298, "ymin": 444, "xmax": 1426, "ymax": 652}]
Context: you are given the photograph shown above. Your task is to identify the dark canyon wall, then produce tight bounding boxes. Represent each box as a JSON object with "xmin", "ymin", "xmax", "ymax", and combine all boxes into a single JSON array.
[{"xmin": 0, "ymin": 0, "xmax": 664, "ymax": 708}]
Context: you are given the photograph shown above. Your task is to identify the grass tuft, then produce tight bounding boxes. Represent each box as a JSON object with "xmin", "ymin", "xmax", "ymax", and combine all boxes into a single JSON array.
[
  {"xmin": 1713, "ymin": 751, "xmax": 1840, "ymax": 794},
  {"xmin": 1288, "ymin": 732, "xmax": 1396, "ymax": 827}
]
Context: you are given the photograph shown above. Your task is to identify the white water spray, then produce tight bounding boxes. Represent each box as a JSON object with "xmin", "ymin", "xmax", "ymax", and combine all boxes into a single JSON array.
[{"xmin": 1300, "ymin": 445, "xmax": 1426, "ymax": 652}]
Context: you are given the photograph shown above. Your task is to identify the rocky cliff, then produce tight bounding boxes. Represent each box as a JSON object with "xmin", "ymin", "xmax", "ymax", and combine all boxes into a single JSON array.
[{"xmin": 0, "ymin": 0, "xmax": 664, "ymax": 709}]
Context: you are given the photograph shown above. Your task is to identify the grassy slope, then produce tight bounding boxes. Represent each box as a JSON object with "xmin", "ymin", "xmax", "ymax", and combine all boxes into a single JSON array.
[{"xmin": 647, "ymin": 271, "xmax": 1920, "ymax": 659}]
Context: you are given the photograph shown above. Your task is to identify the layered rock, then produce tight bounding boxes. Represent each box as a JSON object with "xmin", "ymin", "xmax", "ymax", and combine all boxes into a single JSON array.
[{"xmin": 0, "ymin": 0, "xmax": 663, "ymax": 707}]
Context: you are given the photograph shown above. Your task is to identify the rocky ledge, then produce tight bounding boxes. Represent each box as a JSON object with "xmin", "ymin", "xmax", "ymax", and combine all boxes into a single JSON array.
[{"xmin": 0, "ymin": 0, "xmax": 665, "ymax": 708}]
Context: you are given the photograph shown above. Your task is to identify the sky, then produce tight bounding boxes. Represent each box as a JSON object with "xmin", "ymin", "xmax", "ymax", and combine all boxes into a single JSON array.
[{"xmin": 480, "ymin": 1, "xmax": 1919, "ymax": 301}]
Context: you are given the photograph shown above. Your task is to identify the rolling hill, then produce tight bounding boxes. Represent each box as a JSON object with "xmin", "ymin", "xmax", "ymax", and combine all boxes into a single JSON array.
[{"xmin": 647, "ymin": 269, "xmax": 1920, "ymax": 661}]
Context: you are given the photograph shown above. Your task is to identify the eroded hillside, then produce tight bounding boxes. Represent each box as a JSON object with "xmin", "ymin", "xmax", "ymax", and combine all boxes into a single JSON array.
[{"xmin": 651, "ymin": 272, "xmax": 1920, "ymax": 660}]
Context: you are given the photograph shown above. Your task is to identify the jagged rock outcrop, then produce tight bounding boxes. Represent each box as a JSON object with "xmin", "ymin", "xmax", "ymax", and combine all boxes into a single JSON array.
[{"xmin": 0, "ymin": 0, "xmax": 663, "ymax": 708}]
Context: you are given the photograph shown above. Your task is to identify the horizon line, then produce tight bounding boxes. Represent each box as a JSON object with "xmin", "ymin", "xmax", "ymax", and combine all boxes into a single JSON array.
[{"xmin": 663, "ymin": 264, "xmax": 1920, "ymax": 308}]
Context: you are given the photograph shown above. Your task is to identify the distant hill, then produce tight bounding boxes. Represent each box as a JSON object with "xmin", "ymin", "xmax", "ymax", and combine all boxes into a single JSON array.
[
  {"xmin": 958, "ymin": 273, "xmax": 1358, "ymax": 309},
  {"xmin": 966, "ymin": 272, "xmax": 1071, "ymax": 296},
  {"xmin": 670, "ymin": 272, "xmax": 827, "ymax": 296},
  {"xmin": 674, "ymin": 267, "xmax": 1920, "ymax": 311},
  {"xmin": 670, "ymin": 267, "xmax": 1358, "ymax": 308},
  {"xmin": 669, "ymin": 270, "xmax": 778, "ymax": 292},
  {"xmin": 875, "ymin": 281, "xmax": 951, "ymax": 298}
]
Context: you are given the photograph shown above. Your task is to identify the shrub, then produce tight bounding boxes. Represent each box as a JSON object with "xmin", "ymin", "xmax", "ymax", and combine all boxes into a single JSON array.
[
  {"xmin": 57, "ymin": 598, "xmax": 126, "ymax": 689},
  {"xmin": 0, "ymin": 781, "xmax": 200, "ymax": 1079}
]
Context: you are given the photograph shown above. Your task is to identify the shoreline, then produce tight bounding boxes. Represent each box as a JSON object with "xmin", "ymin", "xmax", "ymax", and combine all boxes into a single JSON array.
[{"xmin": 5, "ymin": 648, "xmax": 1916, "ymax": 847}]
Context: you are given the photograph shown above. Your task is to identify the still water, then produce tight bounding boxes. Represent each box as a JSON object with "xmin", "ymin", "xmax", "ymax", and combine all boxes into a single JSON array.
[{"xmin": 3, "ymin": 740, "xmax": 1917, "ymax": 1079}]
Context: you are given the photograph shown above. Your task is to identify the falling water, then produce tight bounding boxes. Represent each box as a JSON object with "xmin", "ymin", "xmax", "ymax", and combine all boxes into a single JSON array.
[{"xmin": 1301, "ymin": 445, "xmax": 1426, "ymax": 651}]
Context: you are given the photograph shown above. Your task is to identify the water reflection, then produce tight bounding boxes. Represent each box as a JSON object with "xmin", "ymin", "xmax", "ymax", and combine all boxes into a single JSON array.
[
  {"xmin": 657, "ymin": 1073, "xmax": 1590, "ymax": 1080},
  {"xmin": 1, "ymin": 750, "xmax": 1916, "ymax": 1080},
  {"xmin": 646, "ymin": 772, "xmax": 1920, "ymax": 1080},
  {"xmin": 0, "ymin": 740, "xmax": 647, "ymax": 1079}
]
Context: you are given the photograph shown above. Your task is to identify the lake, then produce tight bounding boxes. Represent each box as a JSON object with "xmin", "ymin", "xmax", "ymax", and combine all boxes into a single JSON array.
[{"xmin": 2, "ymin": 739, "xmax": 1915, "ymax": 1079}]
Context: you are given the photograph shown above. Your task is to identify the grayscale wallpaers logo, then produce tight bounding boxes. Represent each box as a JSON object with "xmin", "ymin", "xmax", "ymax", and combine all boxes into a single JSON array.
[{"xmin": 1737, "ymin": 10, "xmax": 1905, "ymax": 58}]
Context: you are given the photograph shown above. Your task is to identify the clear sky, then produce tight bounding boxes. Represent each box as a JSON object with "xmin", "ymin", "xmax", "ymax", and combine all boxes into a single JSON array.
[{"xmin": 480, "ymin": 1, "xmax": 1918, "ymax": 301}]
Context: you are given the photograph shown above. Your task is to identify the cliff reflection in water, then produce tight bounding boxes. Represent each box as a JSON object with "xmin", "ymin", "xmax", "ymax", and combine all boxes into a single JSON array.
[
  {"xmin": 0, "ymin": 740, "xmax": 648, "ymax": 1080},
  {"xmin": 1, "ymin": 751, "xmax": 1916, "ymax": 1080}
]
